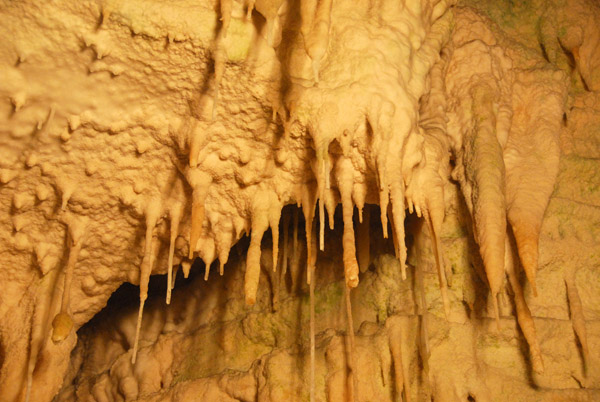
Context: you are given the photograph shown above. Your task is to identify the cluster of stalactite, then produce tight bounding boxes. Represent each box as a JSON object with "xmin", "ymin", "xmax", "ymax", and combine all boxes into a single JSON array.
[{"xmin": 17, "ymin": 0, "xmax": 591, "ymax": 401}]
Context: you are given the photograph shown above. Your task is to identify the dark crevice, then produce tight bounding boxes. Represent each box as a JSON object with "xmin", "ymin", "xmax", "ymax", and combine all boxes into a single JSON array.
[
  {"xmin": 559, "ymin": 42, "xmax": 577, "ymax": 71},
  {"xmin": 539, "ymin": 41, "xmax": 550, "ymax": 63},
  {"xmin": 580, "ymin": 73, "xmax": 590, "ymax": 92}
]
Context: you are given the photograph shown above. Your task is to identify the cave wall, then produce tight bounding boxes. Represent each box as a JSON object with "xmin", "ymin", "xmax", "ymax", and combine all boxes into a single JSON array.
[{"xmin": 0, "ymin": 0, "xmax": 599, "ymax": 401}]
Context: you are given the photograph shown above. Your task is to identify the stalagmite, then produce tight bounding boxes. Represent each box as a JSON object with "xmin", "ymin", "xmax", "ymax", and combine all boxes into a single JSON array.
[
  {"xmin": 166, "ymin": 202, "xmax": 183, "ymax": 305},
  {"xmin": 505, "ymin": 238, "xmax": 543, "ymax": 374},
  {"xmin": 336, "ymin": 157, "xmax": 359, "ymax": 288},
  {"xmin": 357, "ymin": 207, "xmax": 370, "ymax": 273},
  {"xmin": 131, "ymin": 201, "xmax": 161, "ymax": 364},
  {"xmin": 387, "ymin": 317, "xmax": 410, "ymax": 402},
  {"xmin": 565, "ymin": 268, "xmax": 589, "ymax": 366}
]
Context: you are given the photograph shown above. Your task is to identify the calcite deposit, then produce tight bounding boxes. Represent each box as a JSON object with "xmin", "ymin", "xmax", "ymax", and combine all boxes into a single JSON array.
[{"xmin": 0, "ymin": 0, "xmax": 599, "ymax": 401}]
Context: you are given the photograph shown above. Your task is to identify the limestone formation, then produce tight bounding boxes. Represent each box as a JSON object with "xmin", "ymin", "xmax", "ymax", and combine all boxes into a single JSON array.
[{"xmin": 0, "ymin": 0, "xmax": 599, "ymax": 401}]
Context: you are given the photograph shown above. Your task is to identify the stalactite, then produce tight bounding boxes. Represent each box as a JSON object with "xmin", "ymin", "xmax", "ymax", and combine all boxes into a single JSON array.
[
  {"xmin": 166, "ymin": 202, "xmax": 183, "ymax": 305},
  {"xmin": 510, "ymin": 223, "xmax": 540, "ymax": 297},
  {"xmin": 302, "ymin": 0, "xmax": 332, "ymax": 82},
  {"xmin": 325, "ymin": 188, "xmax": 336, "ymax": 230},
  {"xmin": 309, "ymin": 220, "xmax": 317, "ymax": 402},
  {"xmin": 302, "ymin": 185, "xmax": 317, "ymax": 285},
  {"xmin": 353, "ymin": 180, "xmax": 367, "ymax": 219},
  {"xmin": 131, "ymin": 201, "xmax": 161, "ymax": 364},
  {"xmin": 281, "ymin": 211, "xmax": 290, "ymax": 276},
  {"xmin": 188, "ymin": 172, "xmax": 211, "ymax": 259},
  {"xmin": 389, "ymin": 206, "xmax": 400, "ymax": 261},
  {"xmin": 299, "ymin": 0, "xmax": 317, "ymax": 38},
  {"xmin": 387, "ymin": 317, "xmax": 410, "ymax": 402},
  {"xmin": 290, "ymin": 207, "xmax": 300, "ymax": 292},
  {"xmin": 357, "ymin": 206, "xmax": 370, "ymax": 273},
  {"xmin": 390, "ymin": 181, "xmax": 407, "ymax": 280},
  {"xmin": 379, "ymin": 174, "xmax": 390, "ymax": 240},
  {"xmin": 467, "ymin": 84, "xmax": 508, "ymax": 329},
  {"xmin": 336, "ymin": 157, "xmax": 359, "ymax": 288},
  {"xmin": 251, "ymin": 0, "xmax": 286, "ymax": 46},
  {"xmin": 344, "ymin": 285, "xmax": 357, "ymax": 402},
  {"xmin": 244, "ymin": 207, "xmax": 269, "ymax": 305},
  {"xmin": 216, "ymin": 225, "xmax": 233, "ymax": 276},
  {"xmin": 25, "ymin": 232, "xmax": 72, "ymax": 402},
  {"xmin": 424, "ymin": 210, "xmax": 450, "ymax": 319},
  {"xmin": 415, "ymin": 262, "xmax": 430, "ymax": 375},
  {"xmin": 212, "ymin": 46, "xmax": 226, "ymax": 121},
  {"xmin": 187, "ymin": 119, "xmax": 202, "ymax": 168},
  {"xmin": 316, "ymin": 146, "xmax": 328, "ymax": 253},
  {"xmin": 270, "ymin": 206, "xmax": 281, "ymax": 273},
  {"xmin": 51, "ymin": 220, "xmax": 88, "ymax": 343},
  {"xmin": 505, "ymin": 73, "xmax": 564, "ymax": 297},
  {"xmin": 319, "ymin": 197, "xmax": 325, "ymax": 252},
  {"xmin": 219, "ymin": 258, "xmax": 226, "ymax": 276},
  {"xmin": 204, "ymin": 260, "xmax": 213, "ymax": 281},
  {"xmin": 220, "ymin": 0, "xmax": 232, "ymax": 39},
  {"xmin": 171, "ymin": 264, "xmax": 180, "ymax": 289},
  {"xmin": 246, "ymin": 0, "xmax": 255, "ymax": 18},
  {"xmin": 181, "ymin": 260, "xmax": 192, "ymax": 278},
  {"xmin": 505, "ymin": 238, "xmax": 543, "ymax": 374}
]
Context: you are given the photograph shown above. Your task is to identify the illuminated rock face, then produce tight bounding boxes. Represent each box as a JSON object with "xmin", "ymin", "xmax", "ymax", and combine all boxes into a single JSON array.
[{"xmin": 0, "ymin": 0, "xmax": 599, "ymax": 401}]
